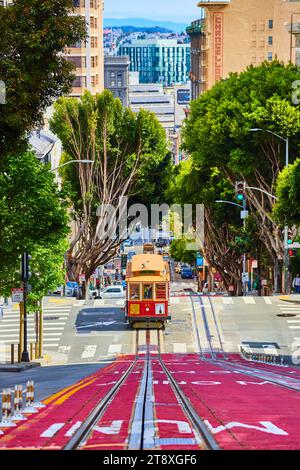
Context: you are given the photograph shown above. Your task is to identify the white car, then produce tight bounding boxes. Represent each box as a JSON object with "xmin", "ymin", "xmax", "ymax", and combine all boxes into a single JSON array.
[{"xmin": 98, "ymin": 286, "xmax": 125, "ymax": 299}]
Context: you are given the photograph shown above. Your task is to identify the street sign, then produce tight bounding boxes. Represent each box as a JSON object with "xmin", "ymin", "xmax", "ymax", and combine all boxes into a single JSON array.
[
  {"xmin": 79, "ymin": 274, "xmax": 86, "ymax": 283},
  {"xmin": 242, "ymin": 273, "xmax": 249, "ymax": 283},
  {"xmin": 252, "ymin": 260, "xmax": 258, "ymax": 269},
  {"xmin": 240, "ymin": 210, "xmax": 249, "ymax": 219},
  {"xmin": 12, "ymin": 288, "xmax": 24, "ymax": 303},
  {"xmin": 196, "ymin": 255, "xmax": 204, "ymax": 267}
]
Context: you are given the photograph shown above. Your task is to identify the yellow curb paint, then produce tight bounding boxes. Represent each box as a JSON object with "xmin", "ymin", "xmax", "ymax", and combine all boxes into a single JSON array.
[{"xmin": 53, "ymin": 378, "xmax": 97, "ymax": 405}]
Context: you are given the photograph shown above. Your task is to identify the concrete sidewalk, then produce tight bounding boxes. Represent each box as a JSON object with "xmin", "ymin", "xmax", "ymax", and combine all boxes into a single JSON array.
[{"xmin": 279, "ymin": 295, "xmax": 300, "ymax": 304}]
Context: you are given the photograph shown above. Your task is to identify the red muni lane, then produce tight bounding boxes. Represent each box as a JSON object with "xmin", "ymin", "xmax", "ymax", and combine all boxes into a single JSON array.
[
  {"xmin": 163, "ymin": 354, "xmax": 300, "ymax": 450},
  {"xmin": 0, "ymin": 357, "xmax": 133, "ymax": 450}
]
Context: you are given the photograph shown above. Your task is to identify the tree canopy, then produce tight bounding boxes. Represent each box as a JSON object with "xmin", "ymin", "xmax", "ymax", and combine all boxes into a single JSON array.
[
  {"xmin": 50, "ymin": 90, "xmax": 169, "ymax": 290},
  {"xmin": 0, "ymin": 0, "xmax": 86, "ymax": 160},
  {"xmin": 0, "ymin": 151, "xmax": 69, "ymax": 300},
  {"xmin": 274, "ymin": 159, "xmax": 300, "ymax": 227}
]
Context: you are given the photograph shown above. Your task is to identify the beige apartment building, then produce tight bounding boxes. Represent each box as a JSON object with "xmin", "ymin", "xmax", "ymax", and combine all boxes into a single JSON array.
[
  {"xmin": 197, "ymin": 0, "xmax": 300, "ymax": 91},
  {"xmin": 65, "ymin": 0, "xmax": 104, "ymax": 96}
]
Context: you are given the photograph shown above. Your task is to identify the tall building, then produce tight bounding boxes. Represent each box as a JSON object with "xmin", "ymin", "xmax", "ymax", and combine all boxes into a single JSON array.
[
  {"xmin": 186, "ymin": 19, "xmax": 205, "ymax": 100},
  {"xmin": 196, "ymin": 0, "xmax": 300, "ymax": 92},
  {"xmin": 119, "ymin": 39, "xmax": 191, "ymax": 86},
  {"xmin": 104, "ymin": 56, "xmax": 130, "ymax": 107},
  {"xmin": 65, "ymin": 0, "xmax": 104, "ymax": 97}
]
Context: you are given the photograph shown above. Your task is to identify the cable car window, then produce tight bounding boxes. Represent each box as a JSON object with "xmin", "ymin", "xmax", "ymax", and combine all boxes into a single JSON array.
[
  {"xmin": 156, "ymin": 283, "xmax": 166, "ymax": 300},
  {"xmin": 143, "ymin": 284, "xmax": 153, "ymax": 300},
  {"xmin": 129, "ymin": 284, "xmax": 140, "ymax": 300}
]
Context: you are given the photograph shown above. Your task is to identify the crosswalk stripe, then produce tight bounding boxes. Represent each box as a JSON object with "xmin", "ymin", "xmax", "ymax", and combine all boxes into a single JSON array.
[
  {"xmin": 223, "ymin": 298, "xmax": 233, "ymax": 304},
  {"xmin": 289, "ymin": 326, "xmax": 300, "ymax": 329},
  {"xmin": 173, "ymin": 343, "xmax": 187, "ymax": 353},
  {"xmin": 243, "ymin": 297, "xmax": 256, "ymax": 304},
  {"xmin": 263, "ymin": 297, "xmax": 273, "ymax": 304},
  {"xmin": 81, "ymin": 345, "xmax": 97, "ymax": 359},
  {"xmin": 108, "ymin": 344, "xmax": 122, "ymax": 354}
]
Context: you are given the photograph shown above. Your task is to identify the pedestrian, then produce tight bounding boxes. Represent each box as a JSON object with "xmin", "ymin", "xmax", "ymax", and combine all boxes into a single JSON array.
[
  {"xmin": 293, "ymin": 274, "xmax": 300, "ymax": 294},
  {"xmin": 0, "ymin": 305, "xmax": 3, "ymax": 320}
]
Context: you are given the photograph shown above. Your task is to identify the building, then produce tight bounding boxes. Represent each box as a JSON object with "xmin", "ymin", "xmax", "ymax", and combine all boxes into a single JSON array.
[
  {"xmin": 186, "ymin": 19, "xmax": 205, "ymax": 100},
  {"xmin": 129, "ymin": 82, "xmax": 175, "ymax": 136},
  {"xmin": 104, "ymin": 56, "xmax": 130, "ymax": 107},
  {"xmin": 29, "ymin": 130, "xmax": 62, "ymax": 171},
  {"xmin": 64, "ymin": 0, "xmax": 104, "ymax": 97},
  {"xmin": 197, "ymin": 0, "xmax": 300, "ymax": 92},
  {"xmin": 119, "ymin": 39, "xmax": 191, "ymax": 86}
]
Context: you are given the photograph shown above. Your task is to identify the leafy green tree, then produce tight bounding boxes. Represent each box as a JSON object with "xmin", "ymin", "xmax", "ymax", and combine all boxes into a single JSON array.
[
  {"xmin": 0, "ymin": 0, "xmax": 86, "ymax": 160},
  {"xmin": 182, "ymin": 61, "xmax": 300, "ymax": 291},
  {"xmin": 50, "ymin": 90, "xmax": 168, "ymax": 294},
  {"xmin": 0, "ymin": 151, "xmax": 69, "ymax": 300},
  {"xmin": 169, "ymin": 238, "xmax": 197, "ymax": 266},
  {"xmin": 274, "ymin": 159, "xmax": 300, "ymax": 226}
]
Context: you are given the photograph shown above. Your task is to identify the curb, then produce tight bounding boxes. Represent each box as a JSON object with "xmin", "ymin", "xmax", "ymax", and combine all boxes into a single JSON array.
[
  {"xmin": 279, "ymin": 296, "xmax": 300, "ymax": 304},
  {"xmin": 0, "ymin": 362, "xmax": 41, "ymax": 373}
]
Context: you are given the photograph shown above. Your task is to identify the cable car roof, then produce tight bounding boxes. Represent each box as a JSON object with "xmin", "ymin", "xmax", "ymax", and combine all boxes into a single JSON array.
[{"xmin": 130, "ymin": 254, "xmax": 166, "ymax": 273}]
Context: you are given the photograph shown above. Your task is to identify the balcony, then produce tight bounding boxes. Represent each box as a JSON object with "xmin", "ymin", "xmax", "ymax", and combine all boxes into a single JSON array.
[{"xmin": 197, "ymin": 0, "xmax": 230, "ymax": 6}]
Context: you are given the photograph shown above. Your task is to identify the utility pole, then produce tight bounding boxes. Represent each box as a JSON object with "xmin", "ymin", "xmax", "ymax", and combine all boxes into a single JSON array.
[
  {"xmin": 21, "ymin": 250, "xmax": 31, "ymax": 363},
  {"xmin": 235, "ymin": 181, "xmax": 249, "ymax": 296}
]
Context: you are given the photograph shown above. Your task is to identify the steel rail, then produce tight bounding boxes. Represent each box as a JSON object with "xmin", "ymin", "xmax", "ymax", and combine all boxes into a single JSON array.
[
  {"xmin": 206, "ymin": 294, "xmax": 228, "ymax": 360},
  {"xmin": 157, "ymin": 330, "xmax": 220, "ymax": 451},
  {"xmin": 64, "ymin": 331, "xmax": 140, "ymax": 450}
]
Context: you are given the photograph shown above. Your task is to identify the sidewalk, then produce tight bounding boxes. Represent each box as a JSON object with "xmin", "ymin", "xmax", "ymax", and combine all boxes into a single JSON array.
[{"xmin": 279, "ymin": 295, "xmax": 300, "ymax": 304}]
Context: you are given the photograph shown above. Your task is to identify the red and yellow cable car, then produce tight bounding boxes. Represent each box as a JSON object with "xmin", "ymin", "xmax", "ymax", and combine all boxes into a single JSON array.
[{"xmin": 125, "ymin": 254, "xmax": 170, "ymax": 328}]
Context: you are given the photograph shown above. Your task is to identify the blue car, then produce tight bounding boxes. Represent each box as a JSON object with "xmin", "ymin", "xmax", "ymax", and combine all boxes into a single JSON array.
[
  {"xmin": 127, "ymin": 251, "xmax": 136, "ymax": 261},
  {"xmin": 181, "ymin": 268, "xmax": 193, "ymax": 279}
]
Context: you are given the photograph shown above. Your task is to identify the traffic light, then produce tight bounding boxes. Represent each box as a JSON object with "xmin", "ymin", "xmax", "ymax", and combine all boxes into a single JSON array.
[
  {"xmin": 235, "ymin": 181, "xmax": 246, "ymax": 202},
  {"xmin": 121, "ymin": 254, "xmax": 128, "ymax": 270},
  {"xmin": 21, "ymin": 251, "xmax": 32, "ymax": 282},
  {"xmin": 289, "ymin": 249, "xmax": 297, "ymax": 258},
  {"xmin": 287, "ymin": 228, "xmax": 293, "ymax": 246}
]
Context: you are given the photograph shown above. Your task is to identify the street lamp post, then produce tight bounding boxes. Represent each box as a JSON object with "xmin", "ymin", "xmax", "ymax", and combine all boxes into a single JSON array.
[
  {"xmin": 249, "ymin": 128, "xmax": 290, "ymax": 294},
  {"xmin": 51, "ymin": 159, "xmax": 94, "ymax": 173}
]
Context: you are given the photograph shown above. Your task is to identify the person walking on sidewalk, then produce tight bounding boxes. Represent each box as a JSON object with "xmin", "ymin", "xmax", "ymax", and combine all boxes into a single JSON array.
[{"xmin": 293, "ymin": 274, "xmax": 300, "ymax": 294}]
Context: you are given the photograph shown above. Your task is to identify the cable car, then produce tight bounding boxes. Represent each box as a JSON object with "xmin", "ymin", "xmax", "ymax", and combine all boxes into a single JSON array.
[{"xmin": 125, "ymin": 254, "xmax": 170, "ymax": 329}]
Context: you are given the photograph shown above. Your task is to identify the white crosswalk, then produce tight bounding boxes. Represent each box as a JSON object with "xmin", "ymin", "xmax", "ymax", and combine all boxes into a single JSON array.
[{"xmin": 0, "ymin": 304, "xmax": 72, "ymax": 350}]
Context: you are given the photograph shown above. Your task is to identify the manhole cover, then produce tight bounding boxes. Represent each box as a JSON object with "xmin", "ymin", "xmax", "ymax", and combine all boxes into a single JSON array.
[
  {"xmin": 44, "ymin": 316, "xmax": 60, "ymax": 321},
  {"xmin": 277, "ymin": 314, "xmax": 297, "ymax": 318}
]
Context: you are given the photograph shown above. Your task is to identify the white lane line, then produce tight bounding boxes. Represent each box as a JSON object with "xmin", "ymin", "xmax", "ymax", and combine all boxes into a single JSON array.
[
  {"xmin": 287, "ymin": 320, "xmax": 300, "ymax": 323},
  {"xmin": 173, "ymin": 343, "xmax": 187, "ymax": 353},
  {"xmin": 40, "ymin": 423, "xmax": 65, "ymax": 438},
  {"xmin": 81, "ymin": 345, "xmax": 97, "ymax": 359},
  {"xmin": 289, "ymin": 326, "xmax": 300, "ymax": 330},
  {"xmin": 43, "ymin": 327, "xmax": 65, "ymax": 331},
  {"xmin": 108, "ymin": 345, "xmax": 122, "ymax": 354},
  {"xmin": 243, "ymin": 297, "xmax": 256, "ymax": 304}
]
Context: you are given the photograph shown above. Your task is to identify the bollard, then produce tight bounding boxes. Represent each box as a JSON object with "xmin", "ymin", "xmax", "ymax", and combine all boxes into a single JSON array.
[
  {"xmin": 18, "ymin": 343, "xmax": 21, "ymax": 363},
  {"xmin": 0, "ymin": 389, "xmax": 16, "ymax": 427},
  {"xmin": 35, "ymin": 342, "xmax": 38, "ymax": 360},
  {"xmin": 30, "ymin": 343, "xmax": 33, "ymax": 361},
  {"xmin": 12, "ymin": 385, "xmax": 26, "ymax": 421},
  {"xmin": 31, "ymin": 380, "xmax": 46, "ymax": 409},
  {"xmin": 11, "ymin": 344, "xmax": 14, "ymax": 364},
  {"xmin": 23, "ymin": 381, "xmax": 38, "ymax": 414}
]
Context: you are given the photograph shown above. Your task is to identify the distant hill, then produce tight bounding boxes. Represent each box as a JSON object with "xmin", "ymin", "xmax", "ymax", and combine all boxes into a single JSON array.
[
  {"xmin": 112, "ymin": 25, "xmax": 173, "ymax": 34},
  {"xmin": 104, "ymin": 18, "xmax": 188, "ymax": 33}
]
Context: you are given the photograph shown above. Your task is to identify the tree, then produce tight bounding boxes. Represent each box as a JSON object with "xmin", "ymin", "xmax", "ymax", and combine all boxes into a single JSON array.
[
  {"xmin": 183, "ymin": 61, "xmax": 300, "ymax": 291},
  {"xmin": 0, "ymin": 0, "xmax": 86, "ymax": 160},
  {"xmin": 0, "ymin": 151, "xmax": 69, "ymax": 300},
  {"xmin": 50, "ymin": 90, "xmax": 168, "ymax": 295},
  {"xmin": 169, "ymin": 238, "xmax": 197, "ymax": 266},
  {"xmin": 274, "ymin": 159, "xmax": 300, "ymax": 227}
]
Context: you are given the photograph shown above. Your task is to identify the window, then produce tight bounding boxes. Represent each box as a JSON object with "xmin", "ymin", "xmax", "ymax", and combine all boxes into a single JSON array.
[
  {"xmin": 267, "ymin": 52, "xmax": 273, "ymax": 61},
  {"xmin": 268, "ymin": 36, "xmax": 273, "ymax": 46},
  {"xmin": 143, "ymin": 284, "xmax": 153, "ymax": 300},
  {"xmin": 130, "ymin": 284, "xmax": 140, "ymax": 300},
  {"xmin": 296, "ymin": 36, "xmax": 300, "ymax": 47},
  {"xmin": 268, "ymin": 19, "xmax": 273, "ymax": 29},
  {"xmin": 155, "ymin": 283, "xmax": 166, "ymax": 300}
]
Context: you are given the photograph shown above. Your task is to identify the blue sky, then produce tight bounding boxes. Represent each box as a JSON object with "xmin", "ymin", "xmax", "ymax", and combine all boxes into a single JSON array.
[{"xmin": 104, "ymin": 0, "xmax": 201, "ymax": 22}]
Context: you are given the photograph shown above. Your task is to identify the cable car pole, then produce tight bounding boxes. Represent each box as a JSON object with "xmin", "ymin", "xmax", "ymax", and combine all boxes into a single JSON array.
[{"xmin": 21, "ymin": 250, "xmax": 31, "ymax": 363}]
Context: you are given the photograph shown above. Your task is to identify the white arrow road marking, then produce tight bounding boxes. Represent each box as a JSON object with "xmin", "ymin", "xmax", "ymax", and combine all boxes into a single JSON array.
[
  {"xmin": 40, "ymin": 423, "xmax": 65, "ymax": 438},
  {"xmin": 77, "ymin": 321, "xmax": 117, "ymax": 330},
  {"xmin": 65, "ymin": 421, "xmax": 82, "ymax": 437},
  {"xmin": 81, "ymin": 345, "xmax": 97, "ymax": 359},
  {"xmin": 204, "ymin": 420, "xmax": 288, "ymax": 436},
  {"xmin": 236, "ymin": 381, "xmax": 271, "ymax": 386},
  {"xmin": 93, "ymin": 420, "xmax": 123, "ymax": 435}
]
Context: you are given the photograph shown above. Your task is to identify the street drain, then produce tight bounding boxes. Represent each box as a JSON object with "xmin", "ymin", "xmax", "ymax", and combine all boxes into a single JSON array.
[
  {"xmin": 44, "ymin": 316, "xmax": 60, "ymax": 321},
  {"xmin": 277, "ymin": 314, "xmax": 297, "ymax": 318}
]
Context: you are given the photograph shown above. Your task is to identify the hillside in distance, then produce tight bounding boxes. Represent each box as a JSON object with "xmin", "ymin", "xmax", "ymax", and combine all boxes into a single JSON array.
[{"xmin": 104, "ymin": 17, "xmax": 188, "ymax": 33}]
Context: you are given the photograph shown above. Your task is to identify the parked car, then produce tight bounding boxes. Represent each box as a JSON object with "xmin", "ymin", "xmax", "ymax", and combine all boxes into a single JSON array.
[
  {"xmin": 123, "ymin": 239, "xmax": 133, "ymax": 247},
  {"xmin": 99, "ymin": 286, "xmax": 125, "ymax": 299},
  {"xmin": 127, "ymin": 251, "xmax": 136, "ymax": 261},
  {"xmin": 181, "ymin": 267, "xmax": 193, "ymax": 279}
]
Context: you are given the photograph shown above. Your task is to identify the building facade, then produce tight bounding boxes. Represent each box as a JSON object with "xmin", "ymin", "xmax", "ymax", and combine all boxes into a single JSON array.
[
  {"xmin": 196, "ymin": 0, "xmax": 300, "ymax": 92},
  {"xmin": 104, "ymin": 56, "xmax": 130, "ymax": 107},
  {"xmin": 186, "ymin": 19, "xmax": 205, "ymax": 100},
  {"xmin": 119, "ymin": 39, "xmax": 191, "ymax": 86},
  {"xmin": 64, "ymin": 0, "xmax": 104, "ymax": 97}
]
